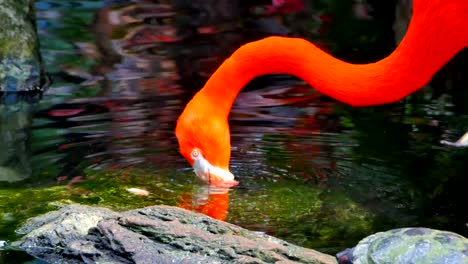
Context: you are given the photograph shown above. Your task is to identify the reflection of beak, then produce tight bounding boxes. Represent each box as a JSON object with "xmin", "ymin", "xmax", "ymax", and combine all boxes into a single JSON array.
[{"xmin": 192, "ymin": 153, "xmax": 238, "ymax": 188}]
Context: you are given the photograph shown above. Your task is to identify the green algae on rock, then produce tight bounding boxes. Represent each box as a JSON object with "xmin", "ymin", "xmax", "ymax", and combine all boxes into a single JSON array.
[
  {"xmin": 0, "ymin": 0, "xmax": 47, "ymax": 92},
  {"xmin": 337, "ymin": 227, "xmax": 468, "ymax": 264}
]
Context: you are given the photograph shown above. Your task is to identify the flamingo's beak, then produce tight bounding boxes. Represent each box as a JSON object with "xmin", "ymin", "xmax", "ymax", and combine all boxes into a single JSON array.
[{"xmin": 191, "ymin": 150, "xmax": 238, "ymax": 188}]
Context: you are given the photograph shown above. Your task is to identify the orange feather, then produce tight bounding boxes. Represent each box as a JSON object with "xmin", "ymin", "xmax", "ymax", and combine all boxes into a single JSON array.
[{"xmin": 176, "ymin": 0, "xmax": 468, "ymax": 174}]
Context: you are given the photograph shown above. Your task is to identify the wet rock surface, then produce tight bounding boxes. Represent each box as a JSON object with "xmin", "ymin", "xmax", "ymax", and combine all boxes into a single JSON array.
[{"xmin": 14, "ymin": 204, "xmax": 337, "ymax": 264}]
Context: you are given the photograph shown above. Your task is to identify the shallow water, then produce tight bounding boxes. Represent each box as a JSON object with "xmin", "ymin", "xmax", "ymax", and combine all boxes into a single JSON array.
[{"xmin": 1, "ymin": 0, "xmax": 468, "ymax": 262}]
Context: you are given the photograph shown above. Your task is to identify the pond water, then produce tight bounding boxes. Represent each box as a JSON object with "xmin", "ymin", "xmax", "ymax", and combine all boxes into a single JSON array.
[{"xmin": 1, "ymin": 0, "xmax": 468, "ymax": 262}]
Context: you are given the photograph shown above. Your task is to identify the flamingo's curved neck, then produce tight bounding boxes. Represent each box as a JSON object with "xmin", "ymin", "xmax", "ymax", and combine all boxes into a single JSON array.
[{"xmin": 194, "ymin": 1, "xmax": 467, "ymax": 116}]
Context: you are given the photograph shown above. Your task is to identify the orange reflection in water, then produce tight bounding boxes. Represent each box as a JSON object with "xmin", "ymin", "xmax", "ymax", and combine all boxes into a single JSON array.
[{"xmin": 178, "ymin": 187, "xmax": 230, "ymax": 221}]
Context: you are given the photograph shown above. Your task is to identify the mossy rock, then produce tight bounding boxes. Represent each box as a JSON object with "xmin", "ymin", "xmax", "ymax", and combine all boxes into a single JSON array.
[
  {"xmin": 336, "ymin": 227, "xmax": 468, "ymax": 264},
  {"xmin": 0, "ymin": 0, "xmax": 47, "ymax": 93}
]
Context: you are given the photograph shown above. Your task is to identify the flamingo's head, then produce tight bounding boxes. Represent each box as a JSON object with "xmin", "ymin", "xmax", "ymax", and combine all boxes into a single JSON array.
[{"xmin": 175, "ymin": 98, "xmax": 238, "ymax": 188}]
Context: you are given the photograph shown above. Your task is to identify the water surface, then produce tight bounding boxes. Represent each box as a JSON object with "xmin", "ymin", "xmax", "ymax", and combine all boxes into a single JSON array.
[{"xmin": 1, "ymin": 0, "xmax": 467, "ymax": 261}]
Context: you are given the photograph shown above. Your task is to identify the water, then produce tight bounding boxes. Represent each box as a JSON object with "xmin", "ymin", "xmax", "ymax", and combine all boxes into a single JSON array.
[{"xmin": 1, "ymin": 0, "xmax": 468, "ymax": 262}]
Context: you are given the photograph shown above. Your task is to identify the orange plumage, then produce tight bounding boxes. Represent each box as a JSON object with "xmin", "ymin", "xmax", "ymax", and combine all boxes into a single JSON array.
[{"xmin": 176, "ymin": 0, "xmax": 468, "ymax": 184}]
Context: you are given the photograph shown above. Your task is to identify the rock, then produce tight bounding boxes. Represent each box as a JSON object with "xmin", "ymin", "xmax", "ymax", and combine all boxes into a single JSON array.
[
  {"xmin": 0, "ymin": 0, "xmax": 48, "ymax": 93},
  {"xmin": 14, "ymin": 204, "xmax": 337, "ymax": 264},
  {"xmin": 336, "ymin": 227, "xmax": 468, "ymax": 264},
  {"xmin": 0, "ymin": 103, "xmax": 34, "ymax": 182}
]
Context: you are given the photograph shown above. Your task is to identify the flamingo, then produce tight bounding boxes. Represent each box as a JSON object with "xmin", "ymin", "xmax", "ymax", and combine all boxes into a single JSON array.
[{"xmin": 175, "ymin": 0, "xmax": 468, "ymax": 187}]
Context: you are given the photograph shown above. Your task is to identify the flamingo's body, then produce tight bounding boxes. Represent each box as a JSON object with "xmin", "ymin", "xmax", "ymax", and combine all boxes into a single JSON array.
[{"xmin": 175, "ymin": 0, "xmax": 468, "ymax": 186}]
